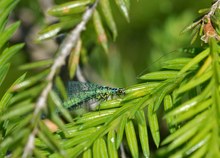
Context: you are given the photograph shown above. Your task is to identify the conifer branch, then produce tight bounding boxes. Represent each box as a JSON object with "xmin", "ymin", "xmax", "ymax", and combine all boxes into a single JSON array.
[
  {"xmin": 22, "ymin": 1, "xmax": 99, "ymax": 157},
  {"xmin": 200, "ymin": 0, "xmax": 220, "ymax": 42},
  {"xmin": 208, "ymin": 0, "xmax": 220, "ymax": 17}
]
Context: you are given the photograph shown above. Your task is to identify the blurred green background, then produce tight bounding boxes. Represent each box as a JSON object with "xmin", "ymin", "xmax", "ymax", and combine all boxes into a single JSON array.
[
  {"xmin": 81, "ymin": 0, "xmax": 209, "ymax": 86},
  {"xmin": 4, "ymin": 0, "xmax": 211, "ymax": 95}
]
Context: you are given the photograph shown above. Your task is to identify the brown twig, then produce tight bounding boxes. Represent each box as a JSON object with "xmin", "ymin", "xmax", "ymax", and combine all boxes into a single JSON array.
[{"xmin": 201, "ymin": 0, "xmax": 220, "ymax": 43}]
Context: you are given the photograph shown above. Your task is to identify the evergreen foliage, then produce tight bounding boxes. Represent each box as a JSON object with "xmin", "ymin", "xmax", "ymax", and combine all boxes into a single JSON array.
[{"xmin": 1, "ymin": 0, "xmax": 220, "ymax": 157}]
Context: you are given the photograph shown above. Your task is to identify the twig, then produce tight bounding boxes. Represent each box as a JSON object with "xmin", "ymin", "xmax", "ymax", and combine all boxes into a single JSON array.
[
  {"xmin": 120, "ymin": 144, "xmax": 127, "ymax": 158},
  {"xmin": 22, "ymin": 1, "xmax": 99, "ymax": 157},
  {"xmin": 76, "ymin": 66, "xmax": 87, "ymax": 82},
  {"xmin": 207, "ymin": 0, "xmax": 220, "ymax": 17},
  {"xmin": 200, "ymin": 0, "xmax": 220, "ymax": 43}
]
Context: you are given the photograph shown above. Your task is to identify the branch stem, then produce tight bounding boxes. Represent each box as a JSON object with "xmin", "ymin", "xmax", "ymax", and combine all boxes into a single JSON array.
[
  {"xmin": 207, "ymin": 0, "xmax": 220, "ymax": 17},
  {"xmin": 22, "ymin": 1, "xmax": 99, "ymax": 157}
]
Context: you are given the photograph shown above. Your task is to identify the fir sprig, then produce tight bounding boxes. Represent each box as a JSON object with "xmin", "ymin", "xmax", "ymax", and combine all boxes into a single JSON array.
[
  {"xmin": 1, "ymin": 0, "xmax": 220, "ymax": 158},
  {"xmin": 0, "ymin": 0, "xmax": 24, "ymax": 157}
]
